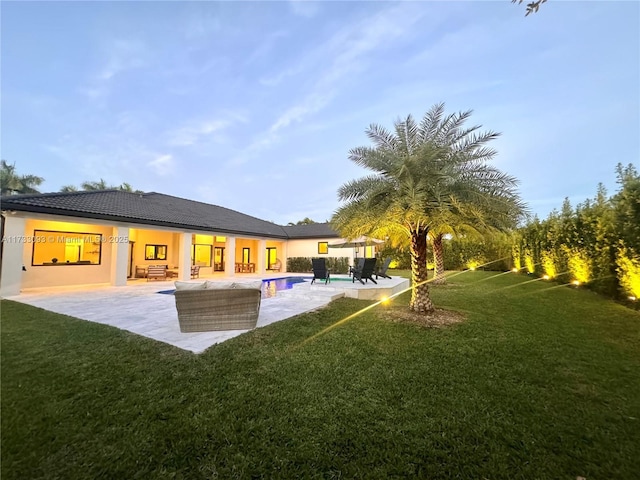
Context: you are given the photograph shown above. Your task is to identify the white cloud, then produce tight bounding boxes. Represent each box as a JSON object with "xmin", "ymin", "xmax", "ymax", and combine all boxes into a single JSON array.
[
  {"xmin": 245, "ymin": 30, "xmax": 289, "ymax": 66},
  {"xmin": 270, "ymin": 92, "xmax": 333, "ymax": 133},
  {"xmin": 97, "ymin": 39, "xmax": 149, "ymax": 81},
  {"xmin": 147, "ymin": 154, "xmax": 174, "ymax": 176},
  {"xmin": 167, "ymin": 120, "xmax": 231, "ymax": 147},
  {"xmin": 268, "ymin": 3, "xmax": 426, "ymax": 134}
]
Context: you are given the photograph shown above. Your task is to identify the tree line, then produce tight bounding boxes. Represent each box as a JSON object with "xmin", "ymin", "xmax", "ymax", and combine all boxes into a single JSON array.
[
  {"xmin": 512, "ymin": 163, "xmax": 640, "ymax": 302},
  {"xmin": 0, "ymin": 160, "xmax": 141, "ymax": 195}
]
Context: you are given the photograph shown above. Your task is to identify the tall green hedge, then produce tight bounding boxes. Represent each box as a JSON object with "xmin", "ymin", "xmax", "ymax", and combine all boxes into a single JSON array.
[{"xmin": 511, "ymin": 164, "xmax": 640, "ymax": 302}]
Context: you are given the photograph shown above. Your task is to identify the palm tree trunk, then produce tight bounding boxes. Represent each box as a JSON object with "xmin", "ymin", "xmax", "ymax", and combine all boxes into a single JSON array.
[
  {"xmin": 409, "ymin": 227, "xmax": 435, "ymax": 314},
  {"xmin": 432, "ymin": 233, "xmax": 447, "ymax": 285}
]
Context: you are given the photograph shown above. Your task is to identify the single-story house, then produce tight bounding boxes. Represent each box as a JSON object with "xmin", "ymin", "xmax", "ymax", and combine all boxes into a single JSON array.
[{"xmin": 0, "ymin": 190, "xmax": 379, "ymax": 296}]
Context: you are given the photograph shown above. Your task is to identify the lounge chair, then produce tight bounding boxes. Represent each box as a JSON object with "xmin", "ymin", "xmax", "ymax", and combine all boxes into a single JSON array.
[
  {"xmin": 147, "ymin": 264, "xmax": 168, "ymax": 281},
  {"xmin": 311, "ymin": 258, "xmax": 330, "ymax": 284},
  {"xmin": 191, "ymin": 265, "xmax": 200, "ymax": 279},
  {"xmin": 349, "ymin": 258, "xmax": 365, "ymax": 277},
  {"xmin": 376, "ymin": 257, "xmax": 392, "ymax": 279},
  {"xmin": 352, "ymin": 258, "xmax": 377, "ymax": 285}
]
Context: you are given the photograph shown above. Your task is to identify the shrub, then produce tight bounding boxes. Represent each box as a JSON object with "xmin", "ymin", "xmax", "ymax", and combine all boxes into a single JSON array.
[{"xmin": 286, "ymin": 257, "xmax": 350, "ymax": 274}]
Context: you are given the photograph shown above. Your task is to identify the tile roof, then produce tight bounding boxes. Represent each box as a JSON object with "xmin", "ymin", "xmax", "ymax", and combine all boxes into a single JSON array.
[
  {"xmin": 1, "ymin": 190, "xmax": 296, "ymax": 238},
  {"xmin": 281, "ymin": 223, "xmax": 339, "ymax": 239}
]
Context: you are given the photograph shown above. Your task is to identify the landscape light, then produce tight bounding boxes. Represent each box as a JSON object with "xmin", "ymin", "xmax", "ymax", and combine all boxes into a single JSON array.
[
  {"xmin": 512, "ymin": 268, "xmax": 518, "ymax": 273},
  {"xmin": 543, "ymin": 275, "xmax": 550, "ymax": 280},
  {"xmin": 380, "ymin": 296, "xmax": 390, "ymax": 304},
  {"xmin": 629, "ymin": 296, "xmax": 637, "ymax": 302},
  {"xmin": 572, "ymin": 280, "xmax": 580, "ymax": 286}
]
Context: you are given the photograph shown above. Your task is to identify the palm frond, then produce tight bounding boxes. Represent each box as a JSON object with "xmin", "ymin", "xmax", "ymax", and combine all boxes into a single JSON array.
[
  {"xmin": 366, "ymin": 124, "xmax": 398, "ymax": 151},
  {"xmin": 337, "ymin": 175, "xmax": 387, "ymax": 201},
  {"xmin": 348, "ymin": 146, "xmax": 396, "ymax": 174}
]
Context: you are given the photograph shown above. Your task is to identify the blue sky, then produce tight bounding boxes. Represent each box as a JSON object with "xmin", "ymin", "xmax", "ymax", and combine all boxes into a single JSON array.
[{"xmin": 2, "ymin": 1, "xmax": 638, "ymax": 225}]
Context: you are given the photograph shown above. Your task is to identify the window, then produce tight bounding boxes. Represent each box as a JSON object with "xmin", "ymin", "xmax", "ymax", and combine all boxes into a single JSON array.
[
  {"xmin": 242, "ymin": 248, "xmax": 251, "ymax": 263},
  {"xmin": 318, "ymin": 242, "xmax": 328, "ymax": 254},
  {"xmin": 145, "ymin": 244, "xmax": 167, "ymax": 260},
  {"xmin": 32, "ymin": 230, "xmax": 102, "ymax": 266},
  {"xmin": 214, "ymin": 247, "xmax": 225, "ymax": 271},
  {"xmin": 266, "ymin": 247, "xmax": 277, "ymax": 269},
  {"xmin": 192, "ymin": 244, "xmax": 212, "ymax": 266}
]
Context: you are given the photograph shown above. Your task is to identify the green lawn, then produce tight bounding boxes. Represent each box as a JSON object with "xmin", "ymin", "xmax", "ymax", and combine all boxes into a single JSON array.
[{"xmin": 2, "ymin": 271, "xmax": 639, "ymax": 479}]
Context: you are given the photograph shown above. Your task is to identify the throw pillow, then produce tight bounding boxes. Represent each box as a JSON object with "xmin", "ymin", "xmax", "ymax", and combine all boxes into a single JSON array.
[
  {"xmin": 204, "ymin": 281, "xmax": 235, "ymax": 290},
  {"xmin": 174, "ymin": 281, "xmax": 206, "ymax": 290},
  {"xmin": 231, "ymin": 281, "xmax": 263, "ymax": 290}
]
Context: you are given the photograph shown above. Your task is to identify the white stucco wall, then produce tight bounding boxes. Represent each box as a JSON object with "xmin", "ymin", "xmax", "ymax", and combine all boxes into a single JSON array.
[
  {"xmin": 21, "ymin": 218, "xmax": 114, "ymax": 289},
  {"xmin": 286, "ymin": 238, "xmax": 354, "ymax": 261}
]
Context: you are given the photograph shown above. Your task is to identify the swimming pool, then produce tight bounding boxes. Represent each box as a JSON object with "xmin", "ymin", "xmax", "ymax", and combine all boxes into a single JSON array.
[
  {"xmin": 158, "ymin": 276, "xmax": 314, "ymax": 298},
  {"xmin": 261, "ymin": 276, "xmax": 311, "ymax": 298}
]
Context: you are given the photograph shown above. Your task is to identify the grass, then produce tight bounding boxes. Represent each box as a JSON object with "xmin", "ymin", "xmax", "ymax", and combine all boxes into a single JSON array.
[{"xmin": 2, "ymin": 271, "xmax": 639, "ymax": 479}]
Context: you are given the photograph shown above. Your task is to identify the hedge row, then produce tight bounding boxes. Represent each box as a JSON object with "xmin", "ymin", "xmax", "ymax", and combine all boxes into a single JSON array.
[
  {"xmin": 286, "ymin": 257, "xmax": 351, "ymax": 274},
  {"xmin": 512, "ymin": 163, "xmax": 640, "ymax": 301}
]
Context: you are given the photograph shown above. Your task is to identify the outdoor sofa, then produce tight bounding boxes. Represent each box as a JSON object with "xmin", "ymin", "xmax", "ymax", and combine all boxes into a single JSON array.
[{"xmin": 173, "ymin": 280, "xmax": 262, "ymax": 332}]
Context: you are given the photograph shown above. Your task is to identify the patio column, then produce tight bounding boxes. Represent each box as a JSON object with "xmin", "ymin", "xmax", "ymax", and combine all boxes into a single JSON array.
[
  {"xmin": 281, "ymin": 242, "xmax": 288, "ymax": 273},
  {"xmin": 0, "ymin": 215, "xmax": 26, "ymax": 297},
  {"xmin": 110, "ymin": 226, "xmax": 129, "ymax": 286},
  {"xmin": 178, "ymin": 233, "xmax": 192, "ymax": 281},
  {"xmin": 257, "ymin": 239, "xmax": 266, "ymax": 274},
  {"xmin": 225, "ymin": 236, "xmax": 236, "ymax": 277}
]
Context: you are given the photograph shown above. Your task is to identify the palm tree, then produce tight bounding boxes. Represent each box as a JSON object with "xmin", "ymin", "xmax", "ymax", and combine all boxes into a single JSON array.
[
  {"xmin": 429, "ymin": 192, "xmax": 525, "ymax": 284},
  {"xmin": 332, "ymin": 103, "xmax": 525, "ymax": 314},
  {"xmin": 0, "ymin": 160, "xmax": 44, "ymax": 195},
  {"xmin": 60, "ymin": 179, "xmax": 143, "ymax": 193},
  {"xmin": 81, "ymin": 179, "xmax": 111, "ymax": 191}
]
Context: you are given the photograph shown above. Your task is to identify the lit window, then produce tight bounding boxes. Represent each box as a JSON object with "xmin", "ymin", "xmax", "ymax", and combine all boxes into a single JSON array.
[
  {"xmin": 145, "ymin": 244, "xmax": 167, "ymax": 260},
  {"xmin": 192, "ymin": 244, "xmax": 212, "ymax": 266},
  {"xmin": 32, "ymin": 230, "xmax": 102, "ymax": 266},
  {"xmin": 318, "ymin": 242, "xmax": 328, "ymax": 254}
]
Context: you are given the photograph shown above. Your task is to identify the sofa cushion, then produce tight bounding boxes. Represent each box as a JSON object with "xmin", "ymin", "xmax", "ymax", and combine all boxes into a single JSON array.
[
  {"xmin": 175, "ymin": 281, "xmax": 206, "ymax": 290},
  {"xmin": 204, "ymin": 280, "xmax": 235, "ymax": 290},
  {"xmin": 231, "ymin": 280, "xmax": 263, "ymax": 290}
]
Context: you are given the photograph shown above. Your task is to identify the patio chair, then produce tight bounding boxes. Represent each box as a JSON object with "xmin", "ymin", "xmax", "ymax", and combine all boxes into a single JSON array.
[
  {"xmin": 352, "ymin": 258, "xmax": 378, "ymax": 285},
  {"xmin": 311, "ymin": 258, "xmax": 330, "ymax": 284},
  {"xmin": 135, "ymin": 265, "xmax": 147, "ymax": 278},
  {"xmin": 147, "ymin": 264, "xmax": 168, "ymax": 281},
  {"xmin": 270, "ymin": 259, "xmax": 282, "ymax": 272},
  {"xmin": 349, "ymin": 258, "xmax": 365, "ymax": 277},
  {"xmin": 191, "ymin": 265, "xmax": 200, "ymax": 279},
  {"xmin": 376, "ymin": 256, "xmax": 392, "ymax": 279}
]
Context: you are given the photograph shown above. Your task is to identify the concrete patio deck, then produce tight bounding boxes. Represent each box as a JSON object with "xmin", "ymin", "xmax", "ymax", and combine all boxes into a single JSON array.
[{"xmin": 5, "ymin": 275, "xmax": 409, "ymax": 354}]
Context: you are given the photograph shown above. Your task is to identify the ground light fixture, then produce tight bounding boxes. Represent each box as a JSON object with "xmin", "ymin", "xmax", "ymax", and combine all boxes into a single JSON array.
[
  {"xmin": 543, "ymin": 275, "xmax": 550, "ymax": 280},
  {"xmin": 572, "ymin": 280, "xmax": 580, "ymax": 286}
]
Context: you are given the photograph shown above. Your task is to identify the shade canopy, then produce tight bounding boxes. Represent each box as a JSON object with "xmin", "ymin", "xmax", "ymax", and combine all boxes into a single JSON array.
[{"xmin": 328, "ymin": 236, "xmax": 384, "ymax": 249}]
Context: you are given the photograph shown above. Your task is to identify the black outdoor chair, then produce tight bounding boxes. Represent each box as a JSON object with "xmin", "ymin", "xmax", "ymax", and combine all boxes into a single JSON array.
[
  {"xmin": 376, "ymin": 257, "xmax": 392, "ymax": 279},
  {"xmin": 311, "ymin": 258, "xmax": 330, "ymax": 284},
  {"xmin": 348, "ymin": 258, "xmax": 365, "ymax": 277},
  {"xmin": 352, "ymin": 258, "xmax": 377, "ymax": 285}
]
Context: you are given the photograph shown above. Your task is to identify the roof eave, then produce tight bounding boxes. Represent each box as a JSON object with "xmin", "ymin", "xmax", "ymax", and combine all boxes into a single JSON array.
[{"xmin": 1, "ymin": 205, "xmax": 289, "ymax": 239}]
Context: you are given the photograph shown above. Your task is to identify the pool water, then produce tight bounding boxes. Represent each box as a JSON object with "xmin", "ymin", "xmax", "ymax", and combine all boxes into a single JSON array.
[
  {"xmin": 158, "ymin": 276, "xmax": 313, "ymax": 299},
  {"xmin": 261, "ymin": 276, "xmax": 310, "ymax": 298}
]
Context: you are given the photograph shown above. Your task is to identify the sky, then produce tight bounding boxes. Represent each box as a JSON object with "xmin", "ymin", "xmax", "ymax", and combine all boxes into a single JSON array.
[{"xmin": 2, "ymin": 1, "xmax": 638, "ymax": 226}]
